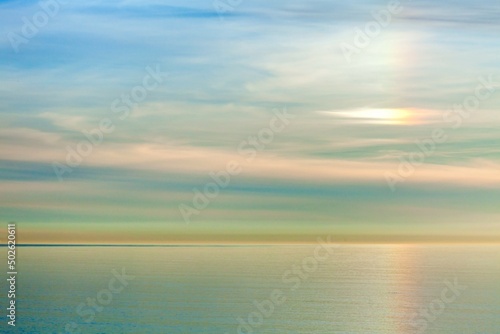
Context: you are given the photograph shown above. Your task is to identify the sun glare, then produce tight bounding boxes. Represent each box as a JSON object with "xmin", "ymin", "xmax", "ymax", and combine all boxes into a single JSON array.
[
  {"xmin": 356, "ymin": 108, "xmax": 411, "ymax": 124},
  {"xmin": 324, "ymin": 108, "xmax": 416, "ymax": 125}
]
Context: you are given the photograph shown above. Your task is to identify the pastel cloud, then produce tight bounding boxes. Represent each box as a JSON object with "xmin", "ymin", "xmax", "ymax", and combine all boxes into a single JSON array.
[{"xmin": 1, "ymin": 0, "xmax": 500, "ymax": 243}]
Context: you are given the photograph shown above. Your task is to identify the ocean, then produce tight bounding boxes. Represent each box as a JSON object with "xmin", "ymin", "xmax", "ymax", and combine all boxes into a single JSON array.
[{"xmin": 4, "ymin": 244, "xmax": 500, "ymax": 333}]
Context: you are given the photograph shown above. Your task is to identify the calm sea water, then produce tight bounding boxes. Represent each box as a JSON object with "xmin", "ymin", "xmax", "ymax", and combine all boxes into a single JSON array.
[{"xmin": 2, "ymin": 245, "xmax": 499, "ymax": 333}]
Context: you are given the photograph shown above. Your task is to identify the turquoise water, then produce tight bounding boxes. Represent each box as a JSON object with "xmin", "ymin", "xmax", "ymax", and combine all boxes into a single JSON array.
[{"xmin": 2, "ymin": 245, "xmax": 499, "ymax": 333}]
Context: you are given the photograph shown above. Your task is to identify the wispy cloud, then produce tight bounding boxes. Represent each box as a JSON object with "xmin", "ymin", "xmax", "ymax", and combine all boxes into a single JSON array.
[{"xmin": 1, "ymin": 0, "xmax": 500, "ymax": 242}]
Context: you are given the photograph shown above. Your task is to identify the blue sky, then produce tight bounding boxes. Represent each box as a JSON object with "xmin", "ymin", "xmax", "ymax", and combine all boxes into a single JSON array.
[{"xmin": 1, "ymin": 0, "xmax": 500, "ymax": 243}]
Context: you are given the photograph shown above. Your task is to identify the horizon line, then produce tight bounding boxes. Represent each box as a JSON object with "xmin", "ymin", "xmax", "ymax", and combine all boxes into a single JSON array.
[{"xmin": 3, "ymin": 241, "xmax": 500, "ymax": 247}]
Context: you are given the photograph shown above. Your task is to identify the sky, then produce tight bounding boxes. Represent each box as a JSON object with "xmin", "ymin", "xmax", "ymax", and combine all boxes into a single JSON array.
[{"xmin": 1, "ymin": 0, "xmax": 500, "ymax": 244}]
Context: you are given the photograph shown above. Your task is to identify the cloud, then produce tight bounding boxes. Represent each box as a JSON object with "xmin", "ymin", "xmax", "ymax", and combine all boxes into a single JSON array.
[{"xmin": 1, "ymin": 0, "xmax": 500, "ymax": 241}]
